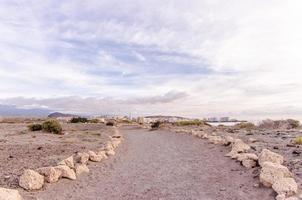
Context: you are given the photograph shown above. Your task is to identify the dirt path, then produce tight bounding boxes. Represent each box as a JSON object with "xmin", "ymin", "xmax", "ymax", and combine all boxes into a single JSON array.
[{"xmin": 24, "ymin": 126, "xmax": 275, "ymax": 200}]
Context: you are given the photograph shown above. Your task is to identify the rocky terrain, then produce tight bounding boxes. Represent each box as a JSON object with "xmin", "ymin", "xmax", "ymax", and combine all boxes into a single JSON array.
[
  {"xmin": 0, "ymin": 121, "xmax": 117, "ymax": 189},
  {"xmin": 161, "ymin": 122, "xmax": 302, "ymax": 200}
]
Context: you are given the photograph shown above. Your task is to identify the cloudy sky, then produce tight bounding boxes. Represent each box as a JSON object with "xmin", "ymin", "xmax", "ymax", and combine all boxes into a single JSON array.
[{"xmin": 0, "ymin": 0, "xmax": 302, "ymax": 119}]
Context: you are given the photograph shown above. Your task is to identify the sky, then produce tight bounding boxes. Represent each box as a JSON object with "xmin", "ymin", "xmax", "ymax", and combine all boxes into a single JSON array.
[{"xmin": 0, "ymin": 0, "xmax": 302, "ymax": 119}]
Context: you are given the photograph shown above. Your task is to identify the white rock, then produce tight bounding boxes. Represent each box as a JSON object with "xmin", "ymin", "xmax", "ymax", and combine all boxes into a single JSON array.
[
  {"xmin": 36, "ymin": 167, "xmax": 61, "ymax": 183},
  {"xmin": 272, "ymin": 178, "xmax": 298, "ymax": 196},
  {"xmin": 54, "ymin": 165, "xmax": 76, "ymax": 180},
  {"xmin": 75, "ymin": 152, "xmax": 90, "ymax": 165},
  {"xmin": 237, "ymin": 153, "xmax": 258, "ymax": 162},
  {"xmin": 208, "ymin": 136, "xmax": 226, "ymax": 145},
  {"xmin": 88, "ymin": 151, "xmax": 104, "ymax": 162},
  {"xmin": 19, "ymin": 169, "xmax": 44, "ymax": 191},
  {"xmin": 75, "ymin": 164, "xmax": 89, "ymax": 176},
  {"xmin": 226, "ymin": 139, "xmax": 250, "ymax": 157},
  {"xmin": 242, "ymin": 159, "xmax": 257, "ymax": 169},
  {"xmin": 259, "ymin": 162, "xmax": 292, "ymax": 187},
  {"xmin": 106, "ymin": 149, "xmax": 116, "ymax": 156},
  {"xmin": 276, "ymin": 194, "xmax": 286, "ymax": 200},
  {"xmin": 259, "ymin": 149, "xmax": 284, "ymax": 167},
  {"xmin": 0, "ymin": 187, "xmax": 22, "ymax": 200},
  {"xmin": 97, "ymin": 151, "xmax": 108, "ymax": 159},
  {"xmin": 58, "ymin": 156, "xmax": 75, "ymax": 169}
]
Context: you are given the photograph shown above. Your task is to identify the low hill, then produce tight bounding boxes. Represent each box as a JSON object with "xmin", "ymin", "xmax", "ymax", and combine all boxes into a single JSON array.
[{"xmin": 48, "ymin": 112, "xmax": 78, "ymax": 118}]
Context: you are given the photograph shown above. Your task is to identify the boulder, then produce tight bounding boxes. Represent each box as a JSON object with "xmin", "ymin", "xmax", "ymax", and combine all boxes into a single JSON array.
[
  {"xmin": 242, "ymin": 159, "xmax": 257, "ymax": 169},
  {"xmin": 276, "ymin": 194, "xmax": 286, "ymax": 200},
  {"xmin": 19, "ymin": 169, "xmax": 44, "ymax": 191},
  {"xmin": 36, "ymin": 167, "xmax": 61, "ymax": 183},
  {"xmin": 208, "ymin": 136, "xmax": 226, "ymax": 145},
  {"xmin": 111, "ymin": 139, "xmax": 121, "ymax": 148},
  {"xmin": 103, "ymin": 142, "xmax": 114, "ymax": 151},
  {"xmin": 259, "ymin": 162, "xmax": 292, "ymax": 187},
  {"xmin": 226, "ymin": 139, "xmax": 250, "ymax": 157},
  {"xmin": 88, "ymin": 151, "xmax": 104, "ymax": 162},
  {"xmin": 225, "ymin": 136, "xmax": 235, "ymax": 145},
  {"xmin": 201, "ymin": 133, "xmax": 209, "ymax": 139},
  {"xmin": 54, "ymin": 165, "xmax": 76, "ymax": 180},
  {"xmin": 97, "ymin": 151, "xmax": 108, "ymax": 159},
  {"xmin": 236, "ymin": 153, "xmax": 258, "ymax": 162},
  {"xmin": 75, "ymin": 164, "xmax": 89, "ymax": 176},
  {"xmin": 272, "ymin": 178, "xmax": 298, "ymax": 196},
  {"xmin": 75, "ymin": 152, "xmax": 89, "ymax": 165},
  {"xmin": 258, "ymin": 149, "xmax": 284, "ymax": 166},
  {"xmin": 0, "ymin": 187, "xmax": 22, "ymax": 200},
  {"xmin": 58, "ymin": 156, "xmax": 75, "ymax": 169},
  {"xmin": 106, "ymin": 149, "xmax": 116, "ymax": 156},
  {"xmin": 191, "ymin": 130, "xmax": 198, "ymax": 136}
]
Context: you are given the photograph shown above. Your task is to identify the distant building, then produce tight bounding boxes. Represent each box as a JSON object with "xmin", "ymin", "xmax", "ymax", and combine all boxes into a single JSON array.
[
  {"xmin": 207, "ymin": 117, "xmax": 218, "ymax": 122},
  {"xmin": 220, "ymin": 117, "xmax": 230, "ymax": 122}
]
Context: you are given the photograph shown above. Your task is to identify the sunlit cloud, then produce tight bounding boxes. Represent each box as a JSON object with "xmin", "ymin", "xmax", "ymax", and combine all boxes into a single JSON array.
[{"xmin": 1, "ymin": 0, "xmax": 302, "ymax": 119}]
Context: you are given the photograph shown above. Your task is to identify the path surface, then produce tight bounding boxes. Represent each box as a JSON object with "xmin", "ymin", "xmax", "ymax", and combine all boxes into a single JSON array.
[{"xmin": 24, "ymin": 126, "xmax": 275, "ymax": 200}]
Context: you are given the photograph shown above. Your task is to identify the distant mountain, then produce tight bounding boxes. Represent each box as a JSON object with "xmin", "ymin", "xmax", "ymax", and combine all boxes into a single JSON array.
[
  {"xmin": 48, "ymin": 112, "xmax": 79, "ymax": 118},
  {"xmin": 0, "ymin": 104, "xmax": 51, "ymax": 117}
]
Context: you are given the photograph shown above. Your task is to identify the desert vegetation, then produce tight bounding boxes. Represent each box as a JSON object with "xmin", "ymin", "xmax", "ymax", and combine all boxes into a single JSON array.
[
  {"xmin": 174, "ymin": 120, "xmax": 210, "ymax": 126},
  {"xmin": 70, "ymin": 117, "xmax": 88, "ymax": 123},
  {"xmin": 28, "ymin": 119, "xmax": 63, "ymax": 134},
  {"xmin": 258, "ymin": 119, "xmax": 300, "ymax": 130}
]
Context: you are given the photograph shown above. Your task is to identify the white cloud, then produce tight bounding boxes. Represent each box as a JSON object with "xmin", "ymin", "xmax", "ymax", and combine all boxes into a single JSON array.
[{"xmin": 1, "ymin": 0, "xmax": 302, "ymax": 119}]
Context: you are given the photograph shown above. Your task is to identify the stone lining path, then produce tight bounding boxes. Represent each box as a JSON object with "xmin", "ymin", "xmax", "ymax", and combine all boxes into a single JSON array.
[{"xmin": 24, "ymin": 126, "xmax": 274, "ymax": 200}]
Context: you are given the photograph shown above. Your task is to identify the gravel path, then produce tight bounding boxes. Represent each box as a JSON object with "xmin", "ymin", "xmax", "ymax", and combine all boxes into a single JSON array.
[{"xmin": 25, "ymin": 126, "xmax": 275, "ymax": 200}]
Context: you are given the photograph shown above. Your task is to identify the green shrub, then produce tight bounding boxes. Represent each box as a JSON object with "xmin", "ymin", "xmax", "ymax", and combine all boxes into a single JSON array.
[
  {"xmin": 293, "ymin": 136, "xmax": 302, "ymax": 145},
  {"xmin": 70, "ymin": 117, "xmax": 88, "ymax": 123},
  {"xmin": 88, "ymin": 119, "xmax": 100, "ymax": 123},
  {"xmin": 175, "ymin": 120, "xmax": 203, "ymax": 126},
  {"xmin": 28, "ymin": 123, "xmax": 43, "ymax": 131},
  {"xmin": 42, "ymin": 119, "xmax": 62, "ymax": 134},
  {"xmin": 236, "ymin": 122, "xmax": 256, "ymax": 130}
]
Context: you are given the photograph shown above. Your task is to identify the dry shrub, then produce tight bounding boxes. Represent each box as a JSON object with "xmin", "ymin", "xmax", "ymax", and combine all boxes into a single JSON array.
[
  {"xmin": 258, "ymin": 119, "xmax": 300, "ymax": 130},
  {"xmin": 293, "ymin": 136, "xmax": 302, "ymax": 145},
  {"xmin": 236, "ymin": 122, "xmax": 256, "ymax": 130},
  {"xmin": 175, "ymin": 120, "xmax": 211, "ymax": 127},
  {"xmin": 42, "ymin": 119, "xmax": 62, "ymax": 134},
  {"xmin": 28, "ymin": 124, "xmax": 43, "ymax": 131}
]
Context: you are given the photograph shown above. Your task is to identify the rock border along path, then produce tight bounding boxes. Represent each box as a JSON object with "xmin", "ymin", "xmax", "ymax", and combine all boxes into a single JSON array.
[
  {"xmin": 169, "ymin": 127, "xmax": 302, "ymax": 200},
  {"xmin": 0, "ymin": 127, "xmax": 123, "ymax": 200}
]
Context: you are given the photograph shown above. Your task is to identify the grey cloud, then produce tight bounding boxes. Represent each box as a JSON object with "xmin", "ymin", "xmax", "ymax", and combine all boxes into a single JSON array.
[{"xmin": 0, "ymin": 91, "xmax": 188, "ymax": 116}]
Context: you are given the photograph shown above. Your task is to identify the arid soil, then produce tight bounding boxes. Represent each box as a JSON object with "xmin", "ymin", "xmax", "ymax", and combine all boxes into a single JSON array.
[
  {"xmin": 165, "ymin": 124, "xmax": 302, "ymax": 188},
  {"xmin": 24, "ymin": 126, "xmax": 274, "ymax": 200},
  {"xmin": 0, "ymin": 122, "xmax": 115, "ymax": 189}
]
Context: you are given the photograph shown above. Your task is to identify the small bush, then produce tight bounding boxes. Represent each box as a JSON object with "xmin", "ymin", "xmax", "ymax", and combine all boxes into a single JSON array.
[
  {"xmin": 293, "ymin": 136, "xmax": 302, "ymax": 145},
  {"xmin": 70, "ymin": 117, "xmax": 88, "ymax": 123},
  {"xmin": 28, "ymin": 123, "xmax": 43, "ymax": 131},
  {"xmin": 106, "ymin": 121, "xmax": 115, "ymax": 126},
  {"xmin": 42, "ymin": 119, "xmax": 62, "ymax": 134},
  {"xmin": 175, "ymin": 120, "xmax": 205, "ymax": 126},
  {"xmin": 88, "ymin": 119, "xmax": 100, "ymax": 123},
  {"xmin": 236, "ymin": 122, "xmax": 256, "ymax": 130},
  {"xmin": 258, "ymin": 119, "xmax": 300, "ymax": 130},
  {"xmin": 286, "ymin": 119, "xmax": 300, "ymax": 129},
  {"xmin": 151, "ymin": 121, "xmax": 161, "ymax": 129}
]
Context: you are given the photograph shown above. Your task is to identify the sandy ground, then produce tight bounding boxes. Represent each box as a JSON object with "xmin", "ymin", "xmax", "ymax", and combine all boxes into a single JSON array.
[
  {"xmin": 24, "ymin": 126, "xmax": 274, "ymax": 200},
  {"xmin": 0, "ymin": 122, "xmax": 115, "ymax": 189}
]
